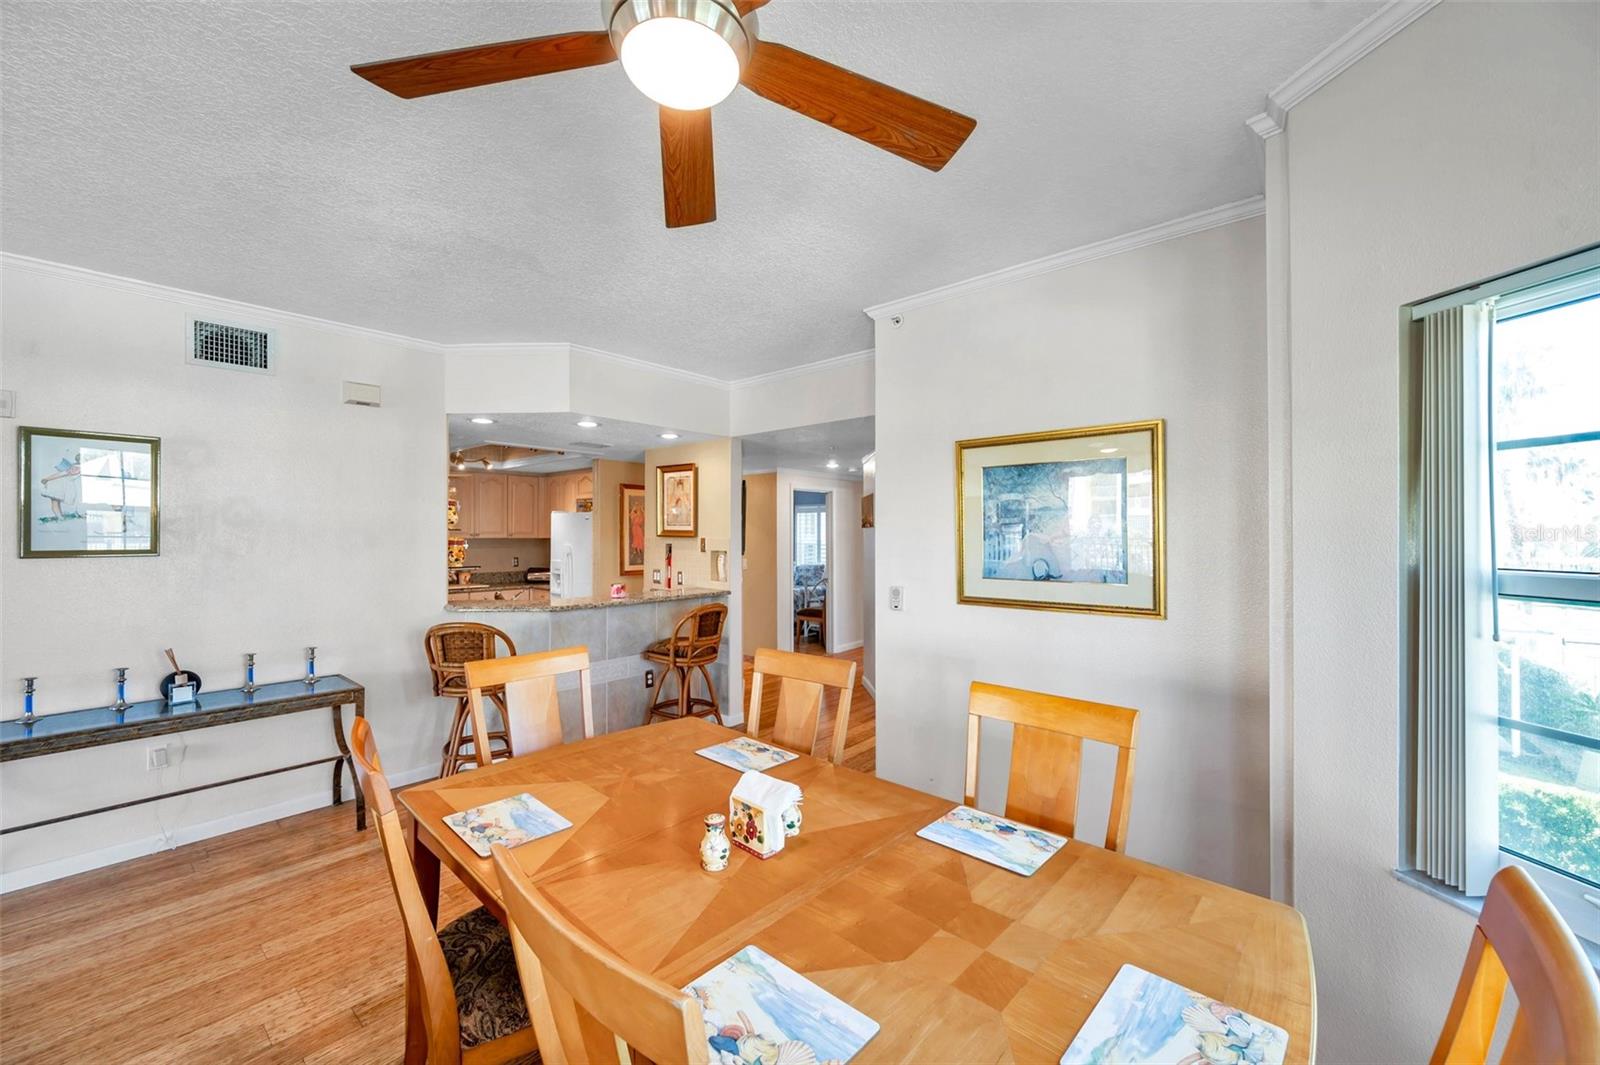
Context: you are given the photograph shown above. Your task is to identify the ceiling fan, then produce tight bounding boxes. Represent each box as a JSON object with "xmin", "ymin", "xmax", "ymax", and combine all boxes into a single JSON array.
[{"xmin": 351, "ymin": 0, "xmax": 977, "ymax": 228}]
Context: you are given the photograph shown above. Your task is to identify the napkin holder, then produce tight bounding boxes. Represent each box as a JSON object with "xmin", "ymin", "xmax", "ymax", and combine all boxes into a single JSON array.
[{"xmin": 728, "ymin": 770, "xmax": 802, "ymax": 860}]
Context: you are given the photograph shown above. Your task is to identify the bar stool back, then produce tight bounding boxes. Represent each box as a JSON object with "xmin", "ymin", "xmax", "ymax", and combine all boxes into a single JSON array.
[
  {"xmin": 424, "ymin": 622, "xmax": 515, "ymax": 776},
  {"xmin": 644, "ymin": 603, "xmax": 729, "ymax": 725}
]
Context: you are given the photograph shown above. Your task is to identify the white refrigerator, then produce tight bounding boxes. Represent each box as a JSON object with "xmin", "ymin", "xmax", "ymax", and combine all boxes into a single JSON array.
[{"xmin": 550, "ymin": 511, "xmax": 593, "ymax": 599}]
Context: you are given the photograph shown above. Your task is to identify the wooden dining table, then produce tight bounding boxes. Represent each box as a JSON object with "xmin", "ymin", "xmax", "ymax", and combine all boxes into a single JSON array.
[{"xmin": 398, "ymin": 716, "xmax": 1316, "ymax": 1063}]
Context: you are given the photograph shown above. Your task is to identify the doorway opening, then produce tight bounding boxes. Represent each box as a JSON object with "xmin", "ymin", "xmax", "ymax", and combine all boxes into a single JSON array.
[{"xmin": 792, "ymin": 489, "xmax": 831, "ymax": 654}]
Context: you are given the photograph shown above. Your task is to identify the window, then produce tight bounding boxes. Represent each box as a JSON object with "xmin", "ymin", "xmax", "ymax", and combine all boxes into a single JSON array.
[
  {"xmin": 1490, "ymin": 282, "xmax": 1600, "ymax": 895},
  {"xmin": 1406, "ymin": 249, "xmax": 1600, "ymax": 944},
  {"xmin": 795, "ymin": 504, "xmax": 827, "ymax": 566}
]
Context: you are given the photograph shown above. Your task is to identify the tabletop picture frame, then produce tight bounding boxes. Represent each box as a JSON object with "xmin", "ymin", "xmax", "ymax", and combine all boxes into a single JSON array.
[
  {"xmin": 18, "ymin": 426, "xmax": 160, "ymax": 558},
  {"xmin": 955, "ymin": 419, "xmax": 1165, "ymax": 618},
  {"xmin": 657, "ymin": 462, "xmax": 698, "ymax": 537}
]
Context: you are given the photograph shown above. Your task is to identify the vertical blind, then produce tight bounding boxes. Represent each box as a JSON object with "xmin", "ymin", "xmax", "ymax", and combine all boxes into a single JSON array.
[{"xmin": 1413, "ymin": 304, "xmax": 1500, "ymax": 894}]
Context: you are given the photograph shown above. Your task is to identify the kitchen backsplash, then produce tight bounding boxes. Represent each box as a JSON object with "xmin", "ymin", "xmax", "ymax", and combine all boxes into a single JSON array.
[{"xmin": 464, "ymin": 539, "xmax": 551, "ymax": 571}]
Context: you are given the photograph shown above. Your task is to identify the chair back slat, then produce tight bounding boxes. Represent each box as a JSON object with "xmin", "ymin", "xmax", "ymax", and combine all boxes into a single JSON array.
[
  {"xmin": 965, "ymin": 681, "xmax": 1139, "ymax": 851},
  {"xmin": 492, "ymin": 846, "xmax": 709, "ymax": 1065},
  {"xmin": 1430, "ymin": 865, "xmax": 1600, "ymax": 1064},
  {"xmin": 663, "ymin": 604, "xmax": 727, "ymax": 664},
  {"xmin": 463, "ymin": 647, "xmax": 593, "ymax": 767},
  {"xmin": 747, "ymin": 648, "xmax": 856, "ymax": 763},
  {"xmin": 349, "ymin": 718, "xmax": 462, "ymax": 1064}
]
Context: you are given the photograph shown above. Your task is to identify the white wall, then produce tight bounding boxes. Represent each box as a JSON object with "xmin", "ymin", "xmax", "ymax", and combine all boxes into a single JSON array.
[
  {"xmin": 774, "ymin": 471, "xmax": 863, "ymax": 655},
  {"xmin": 874, "ymin": 218, "xmax": 1269, "ymax": 891},
  {"xmin": 0, "ymin": 259, "xmax": 447, "ymax": 888},
  {"xmin": 1281, "ymin": 2, "xmax": 1600, "ymax": 1060},
  {"xmin": 728, "ymin": 352, "xmax": 874, "ymax": 437}
]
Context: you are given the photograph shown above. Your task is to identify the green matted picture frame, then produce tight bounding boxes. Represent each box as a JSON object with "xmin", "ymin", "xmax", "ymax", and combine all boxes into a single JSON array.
[
  {"xmin": 17, "ymin": 426, "xmax": 161, "ymax": 558},
  {"xmin": 955, "ymin": 418, "xmax": 1166, "ymax": 618}
]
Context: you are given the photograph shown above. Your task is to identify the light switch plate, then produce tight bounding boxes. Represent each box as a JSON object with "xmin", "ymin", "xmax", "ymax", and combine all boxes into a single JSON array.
[
  {"xmin": 0, "ymin": 390, "xmax": 15, "ymax": 418},
  {"xmin": 889, "ymin": 585, "xmax": 904, "ymax": 612}
]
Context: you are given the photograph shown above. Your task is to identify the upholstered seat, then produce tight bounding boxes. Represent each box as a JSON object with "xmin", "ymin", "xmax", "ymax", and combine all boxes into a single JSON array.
[
  {"xmin": 438, "ymin": 907, "xmax": 532, "ymax": 1050},
  {"xmin": 642, "ymin": 637, "xmax": 718, "ymax": 663},
  {"xmin": 644, "ymin": 604, "xmax": 729, "ymax": 725}
]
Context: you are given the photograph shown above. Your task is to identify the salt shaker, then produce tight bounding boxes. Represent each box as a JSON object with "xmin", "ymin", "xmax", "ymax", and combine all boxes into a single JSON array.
[{"xmin": 700, "ymin": 812, "xmax": 731, "ymax": 872}]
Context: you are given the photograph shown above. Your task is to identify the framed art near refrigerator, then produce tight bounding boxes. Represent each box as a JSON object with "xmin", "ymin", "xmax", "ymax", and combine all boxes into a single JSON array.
[
  {"xmin": 620, "ymin": 482, "xmax": 646, "ymax": 575},
  {"xmin": 955, "ymin": 419, "xmax": 1164, "ymax": 617},
  {"xmin": 18, "ymin": 426, "xmax": 160, "ymax": 558}
]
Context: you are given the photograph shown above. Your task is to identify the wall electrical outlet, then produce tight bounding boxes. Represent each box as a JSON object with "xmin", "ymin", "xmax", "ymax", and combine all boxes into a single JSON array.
[
  {"xmin": 146, "ymin": 745, "xmax": 170, "ymax": 770},
  {"xmin": 644, "ymin": 670, "xmax": 655, "ymax": 688},
  {"xmin": 889, "ymin": 585, "xmax": 904, "ymax": 612}
]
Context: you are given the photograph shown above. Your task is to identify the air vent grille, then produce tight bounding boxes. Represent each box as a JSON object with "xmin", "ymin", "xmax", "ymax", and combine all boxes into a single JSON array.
[{"xmin": 190, "ymin": 318, "xmax": 273, "ymax": 373}]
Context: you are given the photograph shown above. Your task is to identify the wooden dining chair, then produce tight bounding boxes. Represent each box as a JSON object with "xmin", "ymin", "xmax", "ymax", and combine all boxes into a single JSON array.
[
  {"xmin": 1430, "ymin": 864, "xmax": 1600, "ymax": 1064},
  {"xmin": 965, "ymin": 681, "xmax": 1139, "ymax": 850},
  {"xmin": 746, "ymin": 647, "xmax": 857, "ymax": 764},
  {"xmin": 644, "ymin": 603, "xmax": 729, "ymax": 725},
  {"xmin": 794, "ymin": 576, "xmax": 827, "ymax": 649},
  {"xmin": 348, "ymin": 718, "xmax": 538, "ymax": 1065},
  {"xmin": 491, "ymin": 845, "xmax": 710, "ymax": 1065},
  {"xmin": 463, "ymin": 647, "xmax": 595, "ymax": 769}
]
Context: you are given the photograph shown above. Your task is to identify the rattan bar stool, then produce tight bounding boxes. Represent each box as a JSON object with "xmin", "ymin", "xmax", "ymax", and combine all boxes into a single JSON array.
[
  {"xmin": 424, "ymin": 622, "xmax": 515, "ymax": 775},
  {"xmin": 643, "ymin": 603, "xmax": 728, "ymax": 725}
]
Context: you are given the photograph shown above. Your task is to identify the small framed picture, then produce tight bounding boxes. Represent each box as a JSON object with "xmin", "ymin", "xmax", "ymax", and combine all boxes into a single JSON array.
[
  {"xmin": 657, "ymin": 462, "xmax": 698, "ymax": 537},
  {"xmin": 619, "ymin": 482, "xmax": 646, "ymax": 576},
  {"xmin": 18, "ymin": 426, "xmax": 160, "ymax": 558},
  {"xmin": 955, "ymin": 419, "xmax": 1165, "ymax": 617}
]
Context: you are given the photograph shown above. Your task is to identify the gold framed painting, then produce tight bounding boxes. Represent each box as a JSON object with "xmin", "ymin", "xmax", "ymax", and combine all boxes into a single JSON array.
[
  {"xmin": 18, "ymin": 426, "xmax": 161, "ymax": 558},
  {"xmin": 955, "ymin": 419, "xmax": 1165, "ymax": 618},
  {"xmin": 656, "ymin": 462, "xmax": 698, "ymax": 537},
  {"xmin": 619, "ymin": 482, "xmax": 646, "ymax": 575}
]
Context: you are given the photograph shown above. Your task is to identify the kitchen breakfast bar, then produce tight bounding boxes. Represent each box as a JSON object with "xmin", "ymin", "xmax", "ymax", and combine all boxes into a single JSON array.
[{"xmin": 440, "ymin": 587, "xmax": 732, "ymax": 738}]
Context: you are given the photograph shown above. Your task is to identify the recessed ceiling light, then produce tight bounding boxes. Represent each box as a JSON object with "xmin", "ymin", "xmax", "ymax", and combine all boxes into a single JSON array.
[
  {"xmin": 576, "ymin": 418, "xmax": 600, "ymax": 429},
  {"xmin": 469, "ymin": 417, "xmax": 495, "ymax": 425},
  {"xmin": 659, "ymin": 432, "xmax": 679, "ymax": 440},
  {"xmin": 826, "ymin": 459, "xmax": 840, "ymax": 469},
  {"xmin": 1099, "ymin": 447, "xmax": 1119, "ymax": 454},
  {"xmin": 848, "ymin": 467, "xmax": 858, "ymax": 472}
]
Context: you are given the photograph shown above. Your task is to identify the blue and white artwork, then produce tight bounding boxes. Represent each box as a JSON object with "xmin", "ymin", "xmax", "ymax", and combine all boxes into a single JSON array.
[
  {"xmin": 697, "ymin": 737, "xmax": 800, "ymax": 773},
  {"xmin": 686, "ymin": 945, "xmax": 878, "ymax": 1064},
  {"xmin": 981, "ymin": 458, "xmax": 1129, "ymax": 584},
  {"xmin": 1061, "ymin": 964, "xmax": 1289, "ymax": 1065},
  {"xmin": 916, "ymin": 805, "xmax": 1068, "ymax": 876},
  {"xmin": 22, "ymin": 430, "xmax": 157, "ymax": 556},
  {"xmin": 443, "ymin": 792, "xmax": 572, "ymax": 857}
]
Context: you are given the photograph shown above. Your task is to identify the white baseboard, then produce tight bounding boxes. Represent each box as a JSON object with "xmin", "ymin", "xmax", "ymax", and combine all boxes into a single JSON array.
[
  {"xmin": 861, "ymin": 676, "xmax": 876, "ymax": 697},
  {"xmin": 832, "ymin": 640, "xmax": 864, "ymax": 653},
  {"xmin": 0, "ymin": 763, "xmax": 435, "ymax": 894}
]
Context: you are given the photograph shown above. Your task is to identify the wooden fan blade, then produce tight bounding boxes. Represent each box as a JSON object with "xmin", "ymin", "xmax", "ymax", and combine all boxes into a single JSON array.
[
  {"xmin": 351, "ymin": 31, "xmax": 615, "ymax": 99},
  {"xmin": 740, "ymin": 42, "xmax": 975, "ymax": 171},
  {"xmin": 732, "ymin": 0, "xmax": 773, "ymax": 14},
  {"xmin": 659, "ymin": 107, "xmax": 716, "ymax": 228}
]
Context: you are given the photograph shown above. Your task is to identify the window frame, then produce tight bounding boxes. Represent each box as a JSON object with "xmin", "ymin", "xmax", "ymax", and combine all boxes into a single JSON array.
[{"xmin": 1487, "ymin": 271, "xmax": 1600, "ymax": 931}]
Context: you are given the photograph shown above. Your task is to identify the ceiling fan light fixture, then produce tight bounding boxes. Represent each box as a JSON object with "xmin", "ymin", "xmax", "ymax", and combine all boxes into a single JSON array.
[{"xmin": 609, "ymin": 0, "xmax": 750, "ymax": 111}]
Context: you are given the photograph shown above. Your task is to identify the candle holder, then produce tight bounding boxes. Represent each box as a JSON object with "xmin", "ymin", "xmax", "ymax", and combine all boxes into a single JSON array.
[
  {"xmin": 304, "ymin": 646, "xmax": 318, "ymax": 686},
  {"xmin": 112, "ymin": 667, "xmax": 130, "ymax": 716},
  {"xmin": 242, "ymin": 652, "xmax": 258, "ymax": 695},
  {"xmin": 21, "ymin": 677, "xmax": 37, "ymax": 727}
]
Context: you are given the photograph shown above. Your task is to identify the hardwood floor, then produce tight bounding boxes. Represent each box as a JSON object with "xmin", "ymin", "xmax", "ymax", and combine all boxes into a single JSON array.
[{"xmin": 0, "ymin": 647, "xmax": 875, "ymax": 1064}]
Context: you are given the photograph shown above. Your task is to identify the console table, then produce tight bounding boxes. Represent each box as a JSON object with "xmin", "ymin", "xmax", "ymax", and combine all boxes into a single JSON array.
[{"xmin": 0, "ymin": 675, "xmax": 366, "ymax": 834}]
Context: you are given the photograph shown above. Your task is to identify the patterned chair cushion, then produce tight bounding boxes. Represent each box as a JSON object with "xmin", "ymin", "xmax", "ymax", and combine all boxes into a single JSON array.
[{"xmin": 438, "ymin": 907, "xmax": 531, "ymax": 1048}]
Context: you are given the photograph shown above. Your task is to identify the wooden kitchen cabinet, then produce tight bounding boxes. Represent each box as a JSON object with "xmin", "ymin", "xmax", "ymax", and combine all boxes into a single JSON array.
[
  {"xmin": 449, "ymin": 475, "xmax": 477, "ymax": 535},
  {"xmin": 508, "ymin": 476, "xmax": 542, "ymax": 538},
  {"xmin": 475, "ymin": 474, "xmax": 509, "ymax": 538},
  {"xmin": 575, "ymin": 469, "xmax": 594, "ymax": 508}
]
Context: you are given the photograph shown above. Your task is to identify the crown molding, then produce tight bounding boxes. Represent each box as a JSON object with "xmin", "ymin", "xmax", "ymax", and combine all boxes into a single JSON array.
[
  {"xmin": 730, "ymin": 348, "xmax": 874, "ymax": 390},
  {"xmin": 863, "ymin": 196, "xmax": 1265, "ymax": 321},
  {"xmin": 0, "ymin": 252, "xmax": 451, "ymax": 353},
  {"xmin": 569, "ymin": 342, "xmax": 733, "ymax": 391},
  {"xmin": 1246, "ymin": 0, "xmax": 1440, "ymax": 139}
]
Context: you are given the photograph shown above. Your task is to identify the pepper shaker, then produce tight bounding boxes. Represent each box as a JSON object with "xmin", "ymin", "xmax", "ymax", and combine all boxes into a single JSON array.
[{"xmin": 700, "ymin": 812, "xmax": 731, "ymax": 872}]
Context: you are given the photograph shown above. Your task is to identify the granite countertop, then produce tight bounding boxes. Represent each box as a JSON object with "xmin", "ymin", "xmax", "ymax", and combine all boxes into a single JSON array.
[{"xmin": 445, "ymin": 587, "xmax": 729, "ymax": 613}]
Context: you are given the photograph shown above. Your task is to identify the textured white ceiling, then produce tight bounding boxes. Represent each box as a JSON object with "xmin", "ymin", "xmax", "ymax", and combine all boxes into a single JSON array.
[
  {"xmin": 447, "ymin": 411, "xmax": 714, "ymax": 465},
  {"xmin": 0, "ymin": 1, "xmax": 1378, "ymax": 379},
  {"xmin": 742, "ymin": 416, "xmax": 874, "ymax": 478}
]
